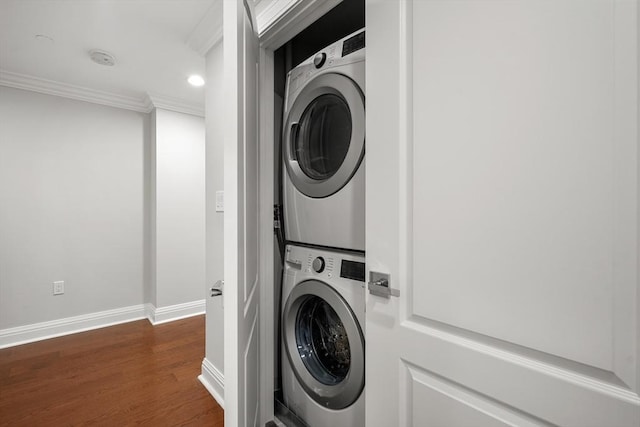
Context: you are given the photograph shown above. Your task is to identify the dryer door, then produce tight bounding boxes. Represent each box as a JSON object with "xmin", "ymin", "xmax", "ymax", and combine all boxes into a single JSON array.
[
  {"xmin": 283, "ymin": 280, "xmax": 365, "ymax": 409},
  {"xmin": 284, "ymin": 73, "xmax": 365, "ymax": 198}
]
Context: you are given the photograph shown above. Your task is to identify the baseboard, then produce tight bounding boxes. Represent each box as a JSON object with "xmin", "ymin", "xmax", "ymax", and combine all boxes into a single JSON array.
[
  {"xmin": 0, "ymin": 304, "xmax": 147, "ymax": 349},
  {"xmin": 199, "ymin": 357, "xmax": 225, "ymax": 408},
  {"xmin": 0, "ymin": 299, "xmax": 207, "ymax": 349},
  {"xmin": 146, "ymin": 300, "xmax": 206, "ymax": 325}
]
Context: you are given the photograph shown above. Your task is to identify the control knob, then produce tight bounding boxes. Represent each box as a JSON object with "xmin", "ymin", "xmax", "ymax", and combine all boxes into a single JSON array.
[
  {"xmin": 313, "ymin": 53, "xmax": 327, "ymax": 69},
  {"xmin": 312, "ymin": 256, "xmax": 325, "ymax": 273}
]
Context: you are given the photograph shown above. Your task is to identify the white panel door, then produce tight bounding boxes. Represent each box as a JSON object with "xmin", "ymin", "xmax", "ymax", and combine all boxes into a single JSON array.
[
  {"xmin": 365, "ymin": 0, "xmax": 640, "ymax": 426},
  {"xmin": 223, "ymin": 1, "xmax": 260, "ymax": 426}
]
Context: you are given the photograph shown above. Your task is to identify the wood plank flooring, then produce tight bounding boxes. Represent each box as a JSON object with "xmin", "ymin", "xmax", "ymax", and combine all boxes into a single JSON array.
[{"xmin": 0, "ymin": 315, "xmax": 223, "ymax": 426}]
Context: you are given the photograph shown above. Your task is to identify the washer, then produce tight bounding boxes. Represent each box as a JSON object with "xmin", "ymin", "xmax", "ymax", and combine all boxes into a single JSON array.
[
  {"xmin": 281, "ymin": 244, "xmax": 365, "ymax": 427},
  {"xmin": 282, "ymin": 29, "xmax": 365, "ymax": 252}
]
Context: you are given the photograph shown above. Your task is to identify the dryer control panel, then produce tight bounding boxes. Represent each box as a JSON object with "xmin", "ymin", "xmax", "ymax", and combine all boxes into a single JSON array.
[
  {"xmin": 284, "ymin": 28, "xmax": 365, "ymax": 100},
  {"xmin": 341, "ymin": 31, "xmax": 365, "ymax": 57}
]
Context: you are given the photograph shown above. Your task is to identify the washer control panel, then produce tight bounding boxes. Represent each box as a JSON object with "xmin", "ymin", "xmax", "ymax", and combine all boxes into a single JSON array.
[
  {"xmin": 312, "ymin": 256, "xmax": 325, "ymax": 273},
  {"xmin": 286, "ymin": 245, "xmax": 364, "ymax": 283},
  {"xmin": 306, "ymin": 253, "xmax": 335, "ymax": 277},
  {"xmin": 340, "ymin": 259, "xmax": 365, "ymax": 282}
]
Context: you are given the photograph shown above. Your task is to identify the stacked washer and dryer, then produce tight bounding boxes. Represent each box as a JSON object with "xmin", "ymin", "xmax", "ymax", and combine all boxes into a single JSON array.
[{"xmin": 280, "ymin": 29, "xmax": 366, "ymax": 427}]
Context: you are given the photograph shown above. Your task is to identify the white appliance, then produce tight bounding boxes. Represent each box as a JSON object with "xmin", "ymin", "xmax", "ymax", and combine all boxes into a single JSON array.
[
  {"xmin": 282, "ymin": 29, "xmax": 365, "ymax": 252},
  {"xmin": 281, "ymin": 244, "xmax": 365, "ymax": 427}
]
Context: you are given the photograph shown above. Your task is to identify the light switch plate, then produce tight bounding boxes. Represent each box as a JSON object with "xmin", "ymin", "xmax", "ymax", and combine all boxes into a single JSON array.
[{"xmin": 215, "ymin": 191, "xmax": 224, "ymax": 212}]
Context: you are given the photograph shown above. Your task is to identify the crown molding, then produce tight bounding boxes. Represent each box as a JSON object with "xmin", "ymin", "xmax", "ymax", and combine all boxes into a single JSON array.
[
  {"xmin": 0, "ymin": 69, "xmax": 205, "ymax": 117},
  {"xmin": 185, "ymin": 0, "xmax": 343, "ymax": 55},
  {"xmin": 0, "ymin": 69, "xmax": 149, "ymax": 112},
  {"xmin": 256, "ymin": 0, "xmax": 298, "ymax": 35},
  {"xmin": 145, "ymin": 92, "xmax": 205, "ymax": 117},
  {"xmin": 257, "ymin": 0, "xmax": 342, "ymax": 50},
  {"xmin": 186, "ymin": 0, "xmax": 223, "ymax": 56}
]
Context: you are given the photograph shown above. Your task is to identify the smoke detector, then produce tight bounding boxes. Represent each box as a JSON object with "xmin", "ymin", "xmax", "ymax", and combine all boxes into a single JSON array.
[{"xmin": 89, "ymin": 49, "xmax": 116, "ymax": 66}]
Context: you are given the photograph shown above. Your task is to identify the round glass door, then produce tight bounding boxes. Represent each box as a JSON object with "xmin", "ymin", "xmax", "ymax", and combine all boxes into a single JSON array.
[
  {"xmin": 295, "ymin": 295, "xmax": 351, "ymax": 385},
  {"xmin": 284, "ymin": 73, "xmax": 365, "ymax": 199},
  {"xmin": 294, "ymin": 94, "xmax": 352, "ymax": 181},
  {"xmin": 283, "ymin": 280, "xmax": 365, "ymax": 409}
]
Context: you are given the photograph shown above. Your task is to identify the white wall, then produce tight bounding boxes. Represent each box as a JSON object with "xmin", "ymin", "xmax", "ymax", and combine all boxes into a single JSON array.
[
  {"xmin": 204, "ymin": 41, "xmax": 225, "ymax": 373},
  {"xmin": 152, "ymin": 108, "xmax": 206, "ymax": 308},
  {"xmin": 147, "ymin": 111, "xmax": 157, "ymax": 307},
  {"xmin": 0, "ymin": 87, "xmax": 146, "ymax": 329},
  {"xmin": 636, "ymin": 0, "xmax": 640, "ymax": 394}
]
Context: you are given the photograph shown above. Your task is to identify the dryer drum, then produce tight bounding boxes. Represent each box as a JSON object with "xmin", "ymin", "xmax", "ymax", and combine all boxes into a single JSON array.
[
  {"xmin": 283, "ymin": 280, "xmax": 365, "ymax": 410},
  {"xmin": 294, "ymin": 94, "xmax": 352, "ymax": 181}
]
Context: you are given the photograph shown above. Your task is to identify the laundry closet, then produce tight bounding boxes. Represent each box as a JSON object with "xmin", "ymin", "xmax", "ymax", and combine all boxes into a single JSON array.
[
  {"xmin": 214, "ymin": 1, "xmax": 640, "ymax": 426},
  {"xmin": 271, "ymin": 1, "xmax": 365, "ymax": 426}
]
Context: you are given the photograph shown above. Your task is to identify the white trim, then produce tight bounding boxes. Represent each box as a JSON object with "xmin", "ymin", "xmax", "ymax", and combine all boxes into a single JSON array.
[
  {"xmin": 147, "ymin": 300, "xmax": 206, "ymax": 325},
  {"xmin": 199, "ymin": 357, "xmax": 225, "ymax": 408},
  {"xmin": 258, "ymin": 47, "xmax": 277, "ymax": 426},
  {"xmin": 254, "ymin": 0, "xmax": 343, "ymax": 424},
  {"xmin": 256, "ymin": 0, "xmax": 298, "ymax": 32},
  {"xmin": 0, "ymin": 69, "xmax": 148, "ymax": 112},
  {"xmin": 186, "ymin": 0, "xmax": 224, "ymax": 56},
  {"xmin": 403, "ymin": 318, "xmax": 640, "ymax": 405},
  {"xmin": 222, "ymin": 2, "xmax": 242, "ymax": 426},
  {"xmin": 0, "ymin": 300, "xmax": 206, "ymax": 349},
  {"xmin": 0, "ymin": 69, "xmax": 205, "ymax": 117},
  {"xmin": 144, "ymin": 303, "xmax": 156, "ymax": 321},
  {"xmin": 0, "ymin": 304, "xmax": 147, "ymax": 349},
  {"xmin": 145, "ymin": 93, "xmax": 205, "ymax": 118},
  {"xmin": 188, "ymin": 0, "xmax": 342, "ymax": 55},
  {"xmin": 257, "ymin": 0, "xmax": 342, "ymax": 50}
]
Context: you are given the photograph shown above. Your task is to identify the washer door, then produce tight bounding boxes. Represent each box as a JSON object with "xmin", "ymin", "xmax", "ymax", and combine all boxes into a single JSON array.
[
  {"xmin": 284, "ymin": 73, "xmax": 365, "ymax": 198},
  {"xmin": 283, "ymin": 280, "xmax": 365, "ymax": 409}
]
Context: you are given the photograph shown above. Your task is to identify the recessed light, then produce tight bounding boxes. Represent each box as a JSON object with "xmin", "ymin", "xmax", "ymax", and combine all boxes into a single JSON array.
[{"xmin": 188, "ymin": 75, "xmax": 205, "ymax": 87}]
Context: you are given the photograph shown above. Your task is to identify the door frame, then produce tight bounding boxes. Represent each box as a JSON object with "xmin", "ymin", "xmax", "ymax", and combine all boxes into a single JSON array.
[{"xmin": 254, "ymin": 1, "xmax": 344, "ymax": 425}]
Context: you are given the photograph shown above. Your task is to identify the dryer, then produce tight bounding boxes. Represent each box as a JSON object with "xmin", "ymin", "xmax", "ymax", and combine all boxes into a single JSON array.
[
  {"xmin": 282, "ymin": 29, "xmax": 365, "ymax": 252},
  {"xmin": 281, "ymin": 244, "xmax": 365, "ymax": 427}
]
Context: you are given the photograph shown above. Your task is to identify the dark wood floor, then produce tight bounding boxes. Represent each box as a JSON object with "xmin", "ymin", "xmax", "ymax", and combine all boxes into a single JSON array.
[{"xmin": 0, "ymin": 315, "xmax": 223, "ymax": 426}]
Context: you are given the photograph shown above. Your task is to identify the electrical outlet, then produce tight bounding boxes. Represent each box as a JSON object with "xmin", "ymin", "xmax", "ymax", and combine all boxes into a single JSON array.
[{"xmin": 53, "ymin": 281, "xmax": 64, "ymax": 295}]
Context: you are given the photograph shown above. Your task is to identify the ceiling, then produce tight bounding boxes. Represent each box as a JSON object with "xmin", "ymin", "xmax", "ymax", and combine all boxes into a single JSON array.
[
  {"xmin": 0, "ymin": 0, "xmax": 340, "ymax": 114},
  {"xmin": 0, "ymin": 0, "xmax": 223, "ymax": 114}
]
